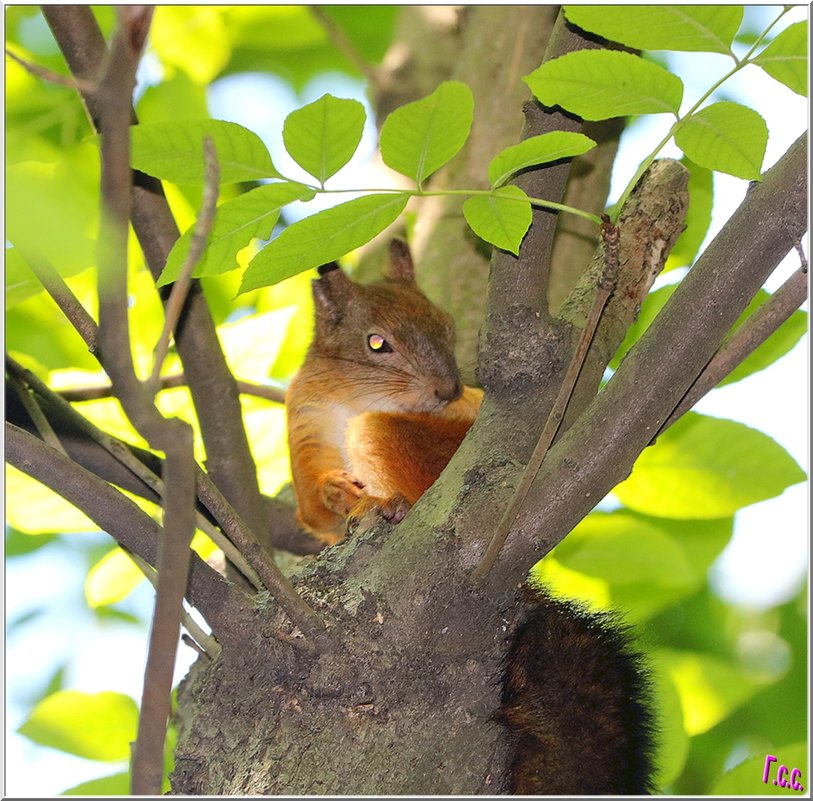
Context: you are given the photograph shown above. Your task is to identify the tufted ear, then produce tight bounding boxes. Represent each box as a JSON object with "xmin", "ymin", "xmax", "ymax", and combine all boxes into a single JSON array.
[
  {"xmin": 312, "ymin": 263, "xmax": 354, "ymax": 325},
  {"xmin": 385, "ymin": 238, "xmax": 416, "ymax": 284}
]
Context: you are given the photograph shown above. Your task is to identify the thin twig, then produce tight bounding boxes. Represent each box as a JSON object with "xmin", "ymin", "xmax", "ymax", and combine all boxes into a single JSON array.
[
  {"xmin": 5, "ymin": 363, "xmax": 69, "ymax": 456},
  {"xmin": 148, "ymin": 138, "xmax": 220, "ymax": 392},
  {"xmin": 793, "ymin": 237, "xmax": 808, "ymax": 273},
  {"xmin": 5, "ymin": 46, "xmax": 96, "ymax": 93},
  {"xmin": 19, "ymin": 246, "xmax": 99, "ymax": 354},
  {"xmin": 473, "ymin": 217, "xmax": 621, "ymax": 581},
  {"xmin": 129, "ymin": 552, "xmax": 222, "ymax": 660},
  {"xmin": 658, "ymin": 266, "xmax": 809, "ymax": 436},
  {"xmin": 195, "ymin": 472, "xmax": 326, "ymax": 639},
  {"xmin": 58, "ymin": 374, "xmax": 287, "ymax": 404},
  {"xmin": 310, "ymin": 7, "xmax": 379, "ymax": 88}
]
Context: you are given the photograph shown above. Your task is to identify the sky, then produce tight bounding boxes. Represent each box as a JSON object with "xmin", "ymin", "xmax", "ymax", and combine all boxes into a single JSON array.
[{"xmin": 4, "ymin": 5, "xmax": 809, "ymax": 797}]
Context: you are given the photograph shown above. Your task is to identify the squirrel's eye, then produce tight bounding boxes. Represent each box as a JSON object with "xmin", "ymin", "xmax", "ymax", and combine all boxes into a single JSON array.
[{"xmin": 367, "ymin": 333, "xmax": 392, "ymax": 353}]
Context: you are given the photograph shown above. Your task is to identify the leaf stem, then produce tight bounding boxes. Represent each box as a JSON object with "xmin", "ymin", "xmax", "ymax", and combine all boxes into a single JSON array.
[{"xmin": 609, "ymin": 7, "xmax": 791, "ymax": 222}]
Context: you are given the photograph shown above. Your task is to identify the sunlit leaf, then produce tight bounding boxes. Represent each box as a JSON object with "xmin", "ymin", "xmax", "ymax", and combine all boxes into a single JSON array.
[
  {"xmin": 282, "ymin": 94, "xmax": 366, "ymax": 184},
  {"xmin": 136, "ymin": 67, "xmax": 210, "ymax": 123},
  {"xmin": 462, "ymin": 186, "xmax": 532, "ymax": 255},
  {"xmin": 131, "ymin": 119, "xmax": 279, "ymax": 184},
  {"xmin": 18, "ymin": 690, "xmax": 138, "ymax": 761},
  {"xmin": 674, "ymin": 102, "xmax": 768, "ymax": 180},
  {"xmin": 239, "ymin": 193, "xmax": 409, "ymax": 293},
  {"xmin": 380, "ymin": 81, "xmax": 474, "ymax": 185},
  {"xmin": 648, "ymin": 657, "xmax": 691, "ymax": 787},
  {"xmin": 711, "ymin": 741, "xmax": 809, "ymax": 794},
  {"xmin": 62, "ymin": 772, "xmax": 130, "ymax": 796},
  {"xmin": 158, "ymin": 182, "xmax": 314, "ymax": 286},
  {"xmin": 614, "ymin": 413, "xmax": 806, "ymax": 518},
  {"xmin": 488, "ymin": 132, "xmax": 596, "ymax": 188},
  {"xmin": 525, "ymin": 50, "xmax": 683, "ymax": 120},
  {"xmin": 652, "ymin": 649, "xmax": 760, "ymax": 736},
  {"xmin": 564, "ymin": 6, "xmax": 744, "ymax": 54},
  {"xmin": 85, "ymin": 547, "xmax": 145, "ymax": 609},
  {"xmin": 752, "ymin": 21, "xmax": 808, "ymax": 97},
  {"xmin": 218, "ymin": 307, "xmax": 298, "ymax": 378}
]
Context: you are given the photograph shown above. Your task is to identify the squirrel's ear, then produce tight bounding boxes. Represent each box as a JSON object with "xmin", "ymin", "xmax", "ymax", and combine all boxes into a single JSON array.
[
  {"xmin": 312, "ymin": 263, "xmax": 353, "ymax": 325},
  {"xmin": 386, "ymin": 238, "xmax": 416, "ymax": 284}
]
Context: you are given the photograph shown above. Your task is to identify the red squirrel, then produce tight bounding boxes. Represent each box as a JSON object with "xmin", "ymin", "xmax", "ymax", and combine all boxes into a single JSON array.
[{"xmin": 286, "ymin": 240, "xmax": 655, "ymax": 794}]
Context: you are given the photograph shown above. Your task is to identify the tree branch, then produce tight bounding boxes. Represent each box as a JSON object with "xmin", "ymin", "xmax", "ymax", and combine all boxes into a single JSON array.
[
  {"xmin": 658, "ymin": 265, "xmax": 809, "ymax": 434},
  {"xmin": 5, "ymin": 422, "xmax": 240, "ymax": 632},
  {"xmin": 487, "ymin": 132, "xmax": 808, "ymax": 592},
  {"xmin": 43, "ymin": 4, "xmax": 271, "ymax": 547}
]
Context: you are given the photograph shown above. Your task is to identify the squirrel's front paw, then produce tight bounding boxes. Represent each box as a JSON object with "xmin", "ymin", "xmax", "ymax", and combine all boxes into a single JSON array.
[
  {"xmin": 319, "ymin": 469, "xmax": 366, "ymax": 516},
  {"xmin": 346, "ymin": 494, "xmax": 411, "ymax": 535}
]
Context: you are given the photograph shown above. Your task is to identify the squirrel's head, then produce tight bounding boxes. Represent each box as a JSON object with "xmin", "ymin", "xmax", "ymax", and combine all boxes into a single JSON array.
[{"xmin": 310, "ymin": 239, "xmax": 462, "ymax": 413}]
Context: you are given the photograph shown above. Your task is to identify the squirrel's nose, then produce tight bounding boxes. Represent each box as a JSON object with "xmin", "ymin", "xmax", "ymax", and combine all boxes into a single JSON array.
[{"xmin": 435, "ymin": 378, "xmax": 462, "ymax": 403}]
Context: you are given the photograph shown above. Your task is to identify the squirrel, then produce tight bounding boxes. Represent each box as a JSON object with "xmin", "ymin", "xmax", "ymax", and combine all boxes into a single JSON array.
[{"xmin": 285, "ymin": 239, "xmax": 655, "ymax": 795}]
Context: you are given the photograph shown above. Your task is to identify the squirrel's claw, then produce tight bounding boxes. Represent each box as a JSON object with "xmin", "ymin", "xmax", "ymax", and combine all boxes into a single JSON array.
[{"xmin": 346, "ymin": 494, "xmax": 411, "ymax": 535}]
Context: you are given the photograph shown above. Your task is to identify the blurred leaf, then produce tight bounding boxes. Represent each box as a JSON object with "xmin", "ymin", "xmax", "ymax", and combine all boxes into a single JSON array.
[
  {"xmin": 719, "ymin": 290, "xmax": 808, "ymax": 385},
  {"xmin": 62, "ymin": 772, "xmax": 130, "ymax": 796},
  {"xmin": 653, "ymin": 649, "xmax": 760, "ymax": 736},
  {"xmin": 648, "ymin": 656, "xmax": 691, "ymax": 788},
  {"xmin": 131, "ymin": 119, "xmax": 279, "ymax": 184},
  {"xmin": 136, "ymin": 67, "xmax": 210, "ymax": 123},
  {"xmin": 150, "ymin": 6, "xmax": 232, "ymax": 84},
  {"xmin": 283, "ymin": 94, "xmax": 366, "ymax": 185},
  {"xmin": 85, "ymin": 547, "xmax": 145, "ymax": 609},
  {"xmin": 5, "ymin": 526, "xmax": 57, "ymax": 557},
  {"xmin": 380, "ymin": 81, "xmax": 474, "ymax": 185},
  {"xmin": 675, "ymin": 102, "xmax": 767, "ymax": 180},
  {"xmin": 19, "ymin": 690, "xmax": 138, "ymax": 761},
  {"xmin": 488, "ymin": 132, "xmax": 596, "ymax": 188},
  {"xmin": 462, "ymin": 186, "xmax": 532, "ymax": 255},
  {"xmin": 552, "ymin": 511, "xmax": 696, "ymax": 588},
  {"xmin": 243, "ymin": 399, "xmax": 292, "ymax": 496},
  {"xmin": 5, "ymin": 246, "xmax": 42, "ymax": 308},
  {"xmin": 239, "ymin": 193, "xmax": 409, "ymax": 293},
  {"xmin": 711, "ymin": 742, "xmax": 808, "ymax": 795},
  {"xmin": 5, "ymin": 465, "xmax": 98, "ymax": 534},
  {"xmin": 319, "ymin": 6, "xmax": 398, "ymax": 63},
  {"xmin": 614, "ymin": 413, "xmax": 805, "ymax": 519},
  {"xmin": 666, "ymin": 158, "xmax": 713, "ymax": 270},
  {"xmin": 525, "ymin": 50, "xmax": 683, "ymax": 120},
  {"xmin": 563, "ymin": 6, "xmax": 744, "ymax": 53},
  {"xmin": 752, "ymin": 21, "xmax": 808, "ymax": 97},
  {"xmin": 218, "ymin": 307, "xmax": 298, "ymax": 378},
  {"xmin": 158, "ymin": 182, "xmax": 314, "ymax": 286}
]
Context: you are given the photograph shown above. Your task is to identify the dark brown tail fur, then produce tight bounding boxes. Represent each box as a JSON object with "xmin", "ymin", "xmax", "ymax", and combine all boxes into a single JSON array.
[{"xmin": 500, "ymin": 588, "xmax": 656, "ymax": 795}]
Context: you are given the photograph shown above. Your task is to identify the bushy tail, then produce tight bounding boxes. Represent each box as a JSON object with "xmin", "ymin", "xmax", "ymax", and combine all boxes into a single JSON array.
[{"xmin": 500, "ymin": 588, "xmax": 656, "ymax": 795}]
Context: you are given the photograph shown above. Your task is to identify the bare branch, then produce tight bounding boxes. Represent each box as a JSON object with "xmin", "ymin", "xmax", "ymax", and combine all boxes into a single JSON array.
[
  {"xmin": 473, "ymin": 218, "xmax": 620, "ymax": 580},
  {"xmin": 149, "ymin": 138, "xmax": 220, "ymax": 391},
  {"xmin": 659, "ymin": 266, "xmax": 809, "ymax": 433},
  {"xmin": 5, "ymin": 422, "xmax": 238, "ymax": 631},
  {"xmin": 6, "ymin": 360, "xmax": 68, "ymax": 456},
  {"xmin": 5, "ymin": 46, "xmax": 95, "ymax": 92},
  {"xmin": 19, "ymin": 246, "xmax": 99, "ymax": 354}
]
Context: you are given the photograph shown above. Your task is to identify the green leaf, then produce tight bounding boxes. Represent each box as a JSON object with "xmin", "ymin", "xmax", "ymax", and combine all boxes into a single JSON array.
[
  {"xmin": 666, "ymin": 158, "xmax": 713, "ymax": 270},
  {"xmin": 131, "ymin": 119, "xmax": 280, "ymax": 184},
  {"xmin": 524, "ymin": 50, "xmax": 683, "ymax": 121},
  {"xmin": 674, "ymin": 101, "xmax": 768, "ymax": 180},
  {"xmin": 711, "ymin": 742, "xmax": 809, "ymax": 795},
  {"xmin": 282, "ymin": 94, "xmax": 366, "ymax": 185},
  {"xmin": 462, "ymin": 186, "xmax": 532, "ymax": 255},
  {"xmin": 648, "ymin": 658, "xmax": 691, "ymax": 787},
  {"xmin": 62, "ymin": 772, "xmax": 131, "ymax": 796},
  {"xmin": 555, "ymin": 512, "xmax": 696, "ymax": 588},
  {"xmin": 614, "ymin": 412, "xmax": 806, "ymax": 519},
  {"xmin": 379, "ymin": 81, "xmax": 474, "ymax": 185},
  {"xmin": 18, "ymin": 690, "xmax": 138, "ymax": 761},
  {"xmin": 85, "ymin": 547, "xmax": 145, "ymax": 609},
  {"xmin": 158, "ymin": 182, "xmax": 314, "ymax": 286},
  {"xmin": 564, "ymin": 6, "xmax": 744, "ymax": 54},
  {"xmin": 720, "ymin": 290, "xmax": 808, "ymax": 386},
  {"xmin": 5, "ymin": 526, "xmax": 57, "ymax": 557},
  {"xmin": 653, "ymin": 649, "xmax": 760, "ymax": 736},
  {"xmin": 487, "ymin": 132, "xmax": 596, "ymax": 188},
  {"xmin": 752, "ymin": 21, "xmax": 808, "ymax": 97},
  {"xmin": 239, "ymin": 193, "xmax": 409, "ymax": 293}
]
